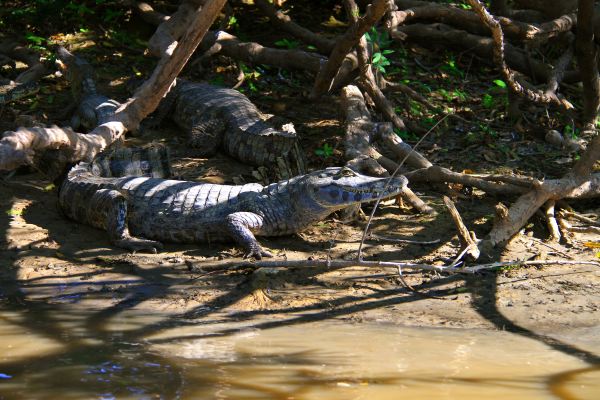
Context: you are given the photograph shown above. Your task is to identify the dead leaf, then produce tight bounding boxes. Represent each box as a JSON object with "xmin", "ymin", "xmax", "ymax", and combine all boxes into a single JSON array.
[{"xmin": 321, "ymin": 15, "xmax": 348, "ymax": 28}]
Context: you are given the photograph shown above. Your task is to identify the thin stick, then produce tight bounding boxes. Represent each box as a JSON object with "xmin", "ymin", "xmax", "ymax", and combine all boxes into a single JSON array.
[
  {"xmin": 357, "ymin": 114, "xmax": 450, "ymax": 260},
  {"xmin": 560, "ymin": 210, "xmax": 600, "ymax": 227},
  {"xmin": 462, "ymin": 260, "xmax": 600, "ymax": 273},
  {"xmin": 368, "ymin": 233, "xmax": 440, "ymax": 245},
  {"xmin": 183, "ymin": 257, "xmax": 600, "ymax": 275}
]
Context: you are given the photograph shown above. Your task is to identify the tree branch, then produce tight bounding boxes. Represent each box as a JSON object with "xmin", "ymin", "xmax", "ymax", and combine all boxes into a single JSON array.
[{"xmin": 311, "ymin": 0, "xmax": 390, "ymax": 98}]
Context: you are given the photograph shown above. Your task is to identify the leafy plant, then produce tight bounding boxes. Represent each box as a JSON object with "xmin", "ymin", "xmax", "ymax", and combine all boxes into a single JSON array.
[
  {"xmin": 239, "ymin": 63, "xmax": 262, "ymax": 92},
  {"xmin": 227, "ymin": 15, "xmax": 238, "ymax": 30},
  {"xmin": 482, "ymin": 79, "xmax": 507, "ymax": 109},
  {"xmin": 438, "ymin": 88, "xmax": 467, "ymax": 102},
  {"xmin": 315, "ymin": 143, "xmax": 334, "ymax": 158},
  {"xmin": 493, "ymin": 79, "xmax": 507, "ymax": 89},
  {"xmin": 274, "ymin": 38, "xmax": 300, "ymax": 49},
  {"xmin": 440, "ymin": 57, "xmax": 464, "ymax": 78},
  {"xmin": 365, "ymin": 27, "xmax": 394, "ymax": 74},
  {"xmin": 482, "ymin": 93, "xmax": 494, "ymax": 108},
  {"xmin": 564, "ymin": 125, "xmax": 579, "ymax": 139},
  {"xmin": 395, "ymin": 128, "xmax": 418, "ymax": 141}
]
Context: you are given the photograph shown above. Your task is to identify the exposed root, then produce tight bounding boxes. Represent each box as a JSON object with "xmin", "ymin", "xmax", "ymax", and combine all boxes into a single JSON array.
[
  {"xmin": 544, "ymin": 200, "xmax": 561, "ymax": 242},
  {"xmin": 443, "ymin": 196, "xmax": 480, "ymax": 261},
  {"xmin": 466, "ymin": 0, "xmax": 573, "ymax": 112},
  {"xmin": 311, "ymin": 0, "xmax": 391, "ymax": 98}
]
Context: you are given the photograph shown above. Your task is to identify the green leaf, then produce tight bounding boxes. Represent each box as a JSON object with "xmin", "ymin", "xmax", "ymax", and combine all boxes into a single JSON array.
[
  {"xmin": 493, "ymin": 79, "xmax": 507, "ymax": 88},
  {"xmin": 482, "ymin": 93, "xmax": 494, "ymax": 108},
  {"xmin": 25, "ymin": 33, "xmax": 45, "ymax": 45},
  {"xmin": 6, "ymin": 209, "xmax": 23, "ymax": 216},
  {"xmin": 372, "ymin": 52, "xmax": 382, "ymax": 63}
]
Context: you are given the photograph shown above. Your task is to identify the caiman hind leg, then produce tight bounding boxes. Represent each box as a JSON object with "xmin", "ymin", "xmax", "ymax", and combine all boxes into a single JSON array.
[
  {"xmin": 225, "ymin": 212, "xmax": 273, "ymax": 259},
  {"xmin": 91, "ymin": 189, "xmax": 163, "ymax": 253},
  {"xmin": 188, "ymin": 113, "xmax": 226, "ymax": 156}
]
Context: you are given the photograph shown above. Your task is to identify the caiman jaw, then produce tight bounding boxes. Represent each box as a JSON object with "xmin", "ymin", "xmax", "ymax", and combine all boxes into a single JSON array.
[{"xmin": 307, "ymin": 167, "xmax": 407, "ymax": 207}]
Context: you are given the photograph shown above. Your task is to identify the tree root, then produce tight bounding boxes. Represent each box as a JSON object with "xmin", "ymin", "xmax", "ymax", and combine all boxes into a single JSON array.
[
  {"xmin": 391, "ymin": 0, "xmax": 576, "ymax": 45},
  {"xmin": 467, "ymin": 0, "xmax": 573, "ymax": 112},
  {"xmin": 311, "ymin": 0, "xmax": 390, "ymax": 98},
  {"xmin": 254, "ymin": 0, "xmax": 335, "ymax": 54},
  {"xmin": 443, "ymin": 196, "xmax": 480, "ymax": 261},
  {"xmin": 0, "ymin": 0, "xmax": 226, "ymax": 172},
  {"xmin": 393, "ymin": 23, "xmax": 578, "ymax": 84}
]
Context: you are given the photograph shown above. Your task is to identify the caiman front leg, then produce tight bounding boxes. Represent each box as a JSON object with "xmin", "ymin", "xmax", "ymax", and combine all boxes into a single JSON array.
[
  {"xmin": 225, "ymin": 212, "xmax": 273, "ymax": 259},
  {"xmin": 91, "ymin": 189, "xmax": 163, "ymax": 253}
]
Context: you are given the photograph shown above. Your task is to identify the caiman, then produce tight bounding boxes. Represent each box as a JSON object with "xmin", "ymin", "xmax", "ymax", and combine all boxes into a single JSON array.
[
  {"xmin": 147, "ymin": 78, "xmax": 306, "ymax": 178},
  {"xmin": 56, "ymin": 46, "xmax": 120, "ymax": 130},
  {"xmin": 59, "ymin": 156, "xmax": 407, "ymax": 258}
]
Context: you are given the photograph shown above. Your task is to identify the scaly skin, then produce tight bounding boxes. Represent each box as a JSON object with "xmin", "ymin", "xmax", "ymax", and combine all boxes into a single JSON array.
[
  {"xmin": 90, "ymin": 144, "xmax": 172, "ymax": 178},
  {"xmin": 59, "ymin": 164, "xmax": 407, "ymax": 258},
  {"xmin": 56, "ymin": 46, "xmax": 119, "ymax": 130},
  {"xmin": 150, "ymin": 79, "xmax": 306, "ymax": 178}
]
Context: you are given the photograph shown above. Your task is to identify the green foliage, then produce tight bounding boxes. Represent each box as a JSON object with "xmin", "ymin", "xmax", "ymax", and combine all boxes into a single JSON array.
[
  {"xmin": 438, "ymin": 88, "xmax": 467, "ymax": 102},
  {"xmin": 315, "ymin": 143, "xmax": 334, "ymax": 158},
  {"xmin": 440, "ymin": 56, "xmax": 464, "ymax": 78},
  {"xmin": 274, "ymin": 38, "xmax": 300, "ymax": 49},
  {"xmin": 365, "ymin": 27, "xmax": 394, "ymax": 74},
  {"xmin": 564, "ymin": 125, "xmax": 579, "ymax": 139},
  {"xmin": 395, "ymin": 128, "xmax": 418, "ymax": 141},
  {"xmin": 239, "ymin": 63, "xmax": 262, "ymax": 92},
  {"xmin": 482, "ymin": 93, "xmax": 494, "ymax": 108},
  {"xmin": 227, "ymin": 15, "xmax": 238, "ymax": 30},
  {"xmin": 481, "ymin": 79, "xmax": 508, "ymax": 109}
]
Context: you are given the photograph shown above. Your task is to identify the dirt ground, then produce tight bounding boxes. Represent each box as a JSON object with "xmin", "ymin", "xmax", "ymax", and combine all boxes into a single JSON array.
[
  {"xmin": 1, "ymin": 137, "xmax": 599, "ymax": 335},
  {"xmin": 1, "ymin": 2, "xmax": 599, "ymax": 342}
]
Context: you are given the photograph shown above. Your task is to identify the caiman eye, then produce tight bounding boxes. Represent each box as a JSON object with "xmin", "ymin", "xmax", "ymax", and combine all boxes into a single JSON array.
[{"xmin": 339, "ymin": 168, "xmax": 355, "ymax": 177}]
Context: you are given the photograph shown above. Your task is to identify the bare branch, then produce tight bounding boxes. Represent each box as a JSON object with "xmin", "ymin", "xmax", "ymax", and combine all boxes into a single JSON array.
[
  {"xmin": 311, "ymin": 0, "xmax": 390, "ymax": 98},
  {"xmin": 0, "ymin": 0, "xmax": 226, "ymax": 172}
]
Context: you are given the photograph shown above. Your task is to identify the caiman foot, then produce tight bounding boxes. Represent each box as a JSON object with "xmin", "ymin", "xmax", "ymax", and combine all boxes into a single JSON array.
[
  {"xmin": 244, "ymin": 247, "xmax": 274, "ymax": 260},
  {"xmin": 113, "ymin": 237, "xmax": 164, "ymax": 254}
]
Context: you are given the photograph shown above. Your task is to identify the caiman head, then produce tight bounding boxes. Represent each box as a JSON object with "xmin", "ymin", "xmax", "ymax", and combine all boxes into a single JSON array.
[{"xmin": 297, "ymin": 167, "xmax": 408, "ymax": 210}]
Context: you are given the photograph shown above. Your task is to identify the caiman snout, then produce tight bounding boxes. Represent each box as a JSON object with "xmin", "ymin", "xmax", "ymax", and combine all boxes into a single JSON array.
[{"xmin": 307, "ymin": 167, "xmax": 407, "ymax": 208}]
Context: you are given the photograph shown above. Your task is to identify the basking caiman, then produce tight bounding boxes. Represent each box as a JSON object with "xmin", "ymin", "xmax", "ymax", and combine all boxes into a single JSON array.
[
  {"xmin": 59, "ymin": 161, "xmax": 407, "ymax": 258},
  {"xmin": 56, "ymin": 46, "xmax": 119, "ymax": 130},
  {"xmin": 148, "ymin": 78, "xmax": 306, "ymax": 178}
]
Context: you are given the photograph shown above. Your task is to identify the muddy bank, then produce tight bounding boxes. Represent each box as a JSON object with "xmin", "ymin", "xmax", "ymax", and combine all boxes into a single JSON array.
[{"xmin": 1, "ymin": 168, "xmax": 599, "ymax": 337}]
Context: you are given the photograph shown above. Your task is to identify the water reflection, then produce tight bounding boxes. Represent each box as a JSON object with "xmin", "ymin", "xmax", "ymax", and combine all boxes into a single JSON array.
[{"xmin": 1, "ymin": 305, "xmax": 599, "ymax": 399}]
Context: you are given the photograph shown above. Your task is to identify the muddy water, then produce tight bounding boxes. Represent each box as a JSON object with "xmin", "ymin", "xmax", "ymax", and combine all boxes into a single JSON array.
[{"xmin": 1, "ymin": 306, "xmax": 599, "ymax": 400}]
